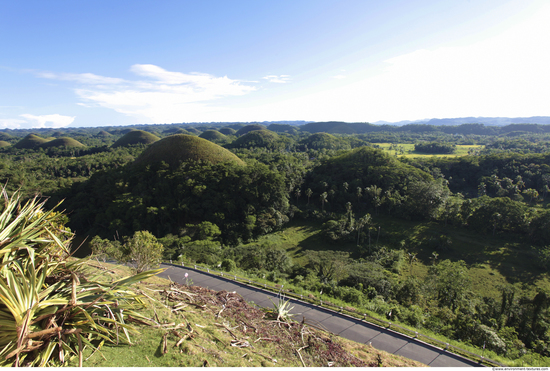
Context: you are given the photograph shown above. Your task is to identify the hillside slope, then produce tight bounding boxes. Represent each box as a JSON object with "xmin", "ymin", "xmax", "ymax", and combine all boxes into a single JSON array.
[{"xmin": 74, "ymin": 263, "xmax": 423, "ymax": 367}]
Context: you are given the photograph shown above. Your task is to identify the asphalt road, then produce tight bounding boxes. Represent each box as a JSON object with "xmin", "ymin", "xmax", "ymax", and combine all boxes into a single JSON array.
[{"xmin": 158, "ymin": 263, "xmax": 481, "ymax": 367}]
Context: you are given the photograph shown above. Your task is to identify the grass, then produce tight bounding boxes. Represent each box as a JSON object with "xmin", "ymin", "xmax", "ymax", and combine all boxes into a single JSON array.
[
  {"xmin": 14, "ymin": 134, "xmax": 50, "ymax": 149},
  {"xmin": 112, "ymin": 129, "xmax": 160, "ymax": 148},
  {"xmin": 373, "ymin": 142, "xmax": 484, "ymax": 158},
  {"xmin": 133, "ymin": 134, "xmax": 245, "ymax": 168},
  {"xmin": 259, "ymin": 216, "xmax": 549, "ymax": 299},
  {"xmin": 70, "ymin": 261, "xmax": 423, "ymax": 367},
  {"xmin": 39, "ymin": 137, "xmax": 85, "ymax": 148}
]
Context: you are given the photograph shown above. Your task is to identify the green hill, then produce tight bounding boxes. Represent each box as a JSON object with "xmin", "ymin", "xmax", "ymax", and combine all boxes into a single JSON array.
[
  {"xmin": 299, "ymin": 132, "xmax": 351, "ymax": 150},
  {"xmin": 39, "ymin": 137, "xmax": 86, "ymax": 148},
  {"xmin": 14, "ymin": 134, "xmax": 50, "ymax": 149},
  {"xmin": 133, "ymin": 134, "xmax": 245, "ymax": 168},
  {"xmin": 305, "ymin": 146, "xmax": 441, "ymax": 218},
  {"xmin": 0, "ymin": 132, "xmax": 12, "ymax": 141},
  {"xmin": 267, "ymin": 123, "xmax": 299, "ymax": 134},
  {"xmin": 228, "ymin": 129, "xmax": 282, "ymax": 150},
  {"xmin": 184, "ymin": 127, "xmax": 200, "ymax": 135},
  {"xmin": 95, "ymin": 130, "xmax": 112, "ymax": 138},
  {"xmin": 314, "ymin": 146, "xmax": 432, "ymax": 188},
  {"xmin": 174, "ymin": 128, "xmax": 190, "ymax": 135},
  {"xmin": 235, "ymin": 124, "xmax": 266, "ymax": 136},
  {"xmin": 219, "ymin": 127, "xmax": 236, "ymax": 135},
  {"xmin": 0, "ymin": 141, "xmax": 10, "ymax": 148},
  {"xmin": 112, "ymin": 130, "xmax": 160, "ymax": 148},
  {"xmin": 199, "ymin": 130, "xmax": 227, "ymax": 143}
]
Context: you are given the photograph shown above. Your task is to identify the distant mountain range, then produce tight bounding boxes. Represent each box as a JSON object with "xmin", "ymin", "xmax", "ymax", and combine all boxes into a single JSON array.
[{"xmin": 373, "ymin": 116, "xmax": 550, "ymax": 126}]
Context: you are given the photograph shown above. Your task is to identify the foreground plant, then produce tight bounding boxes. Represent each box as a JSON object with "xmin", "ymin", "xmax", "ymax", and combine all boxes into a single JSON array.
[
  {"xmin": 0, "ymin": 189, "xmax": 161, "ymax": 366},
  {"xmin": 269, "ymin": 292, "xmax": 297, "ymax": 322}
]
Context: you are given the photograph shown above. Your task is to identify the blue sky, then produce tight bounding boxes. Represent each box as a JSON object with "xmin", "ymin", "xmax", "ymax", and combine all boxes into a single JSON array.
[{"xmin": 1, "ymin": 0, "xmax": 549, "ymax": 128}]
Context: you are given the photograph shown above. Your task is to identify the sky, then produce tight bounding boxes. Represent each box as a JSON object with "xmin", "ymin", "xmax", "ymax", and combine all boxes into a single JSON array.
[{"xmin": 0, "ymin": 0, "xmax": 549, "ymax": 129}]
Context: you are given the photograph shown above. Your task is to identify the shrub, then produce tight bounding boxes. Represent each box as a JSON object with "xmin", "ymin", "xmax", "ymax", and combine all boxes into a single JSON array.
[
  {"xmin": 221, "ymin": 258, "xmax": 236, "ymax": 272},
  {"xmin": 0, "ymin": 190, "xmax": 160, "ymax": 366}
]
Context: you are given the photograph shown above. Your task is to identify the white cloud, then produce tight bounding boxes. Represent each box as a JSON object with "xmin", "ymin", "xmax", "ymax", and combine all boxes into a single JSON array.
[
  {"xmin": 0, "ymin": 118, "xmax": 27, "ymax": 129},
  {"xmin": 38, "ymin": 72, "xmax": 124, "ymax": 85},
  {"xmin": 38, "ymin": 64, "xmax": 257, "ymax": 123},
  {"xmin": 331, "ymin": 75, "xmax": 346, "ymax": 80},
  {"xmin": 19, "ymin": 114, "xmax": 76, "ymax": 128},
  {"xmin": 263, "ymin": 75, "xmax": 291, "ymax": 83}
]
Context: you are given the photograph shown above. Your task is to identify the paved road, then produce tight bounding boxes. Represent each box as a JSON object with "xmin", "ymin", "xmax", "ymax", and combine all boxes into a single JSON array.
[{"xmin": 159, "ymin": 263, "xmax": 481, "ymax": 367}]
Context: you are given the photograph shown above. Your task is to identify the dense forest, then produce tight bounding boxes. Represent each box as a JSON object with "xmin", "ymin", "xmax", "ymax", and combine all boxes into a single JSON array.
[{"xmin": 2, "ymin": 121, "xmax": 550, "ymax": 365}]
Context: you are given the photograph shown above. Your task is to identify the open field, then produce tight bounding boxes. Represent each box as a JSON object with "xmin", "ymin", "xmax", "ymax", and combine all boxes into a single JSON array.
[{"xmin": 373, "ymin": 143, "xmax": 484, "ymax": 158}]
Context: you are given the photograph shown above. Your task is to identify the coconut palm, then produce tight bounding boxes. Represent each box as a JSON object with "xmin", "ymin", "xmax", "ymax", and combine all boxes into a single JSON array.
[{"xmin": 320, "ymin": 192, "xmax": 328, "ymax": 211}]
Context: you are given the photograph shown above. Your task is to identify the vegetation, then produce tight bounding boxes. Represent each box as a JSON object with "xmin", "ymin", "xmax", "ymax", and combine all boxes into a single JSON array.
[
  {"xmin": 235, "ymin": 124, "xmax": 266, "ymax": 136},
  {"xmin": 198, "ymin": 129, "xmax": 228, "ymax": 144},
  {"xmin": 111, "ymin": 130, "xmax": 160, "ymax": 148},
  {"xmin": 2, "ymin": 121, "xmax": 550, "ymax": 365},
  {"xmin": 0, "ymin": 189, "xmax": 160, "ymax": 366},
  {"xmin": 14, "ymin": 134, "xmax": 50, "ymax": 149},
  {"xmin": 39, "ymin": 137, "xmax": 85, "ymax": 149},
  {"xmin": 133, "ymin": 134, "xmax": 245, "ymax": 168},
  {"xmin": 71, "ymin": 263, "xmax": 422, "ymax": 367}
]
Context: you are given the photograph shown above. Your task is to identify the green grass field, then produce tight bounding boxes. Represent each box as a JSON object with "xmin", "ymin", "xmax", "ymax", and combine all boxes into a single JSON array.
[{"xmin": 373, "ymin": 143, "xmax": 484, "ymax": 158}]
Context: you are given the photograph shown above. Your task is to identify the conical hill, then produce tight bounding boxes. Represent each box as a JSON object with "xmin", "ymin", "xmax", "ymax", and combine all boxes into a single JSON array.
[{"xmin": 133, "ymin": 134, "xmax": 245, "ymax": 168}]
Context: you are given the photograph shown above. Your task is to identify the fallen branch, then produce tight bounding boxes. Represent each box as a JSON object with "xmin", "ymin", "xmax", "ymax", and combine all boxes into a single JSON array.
[
  {"xmin": 162, "ymin": 333, "xmax": 168, "ymax": 354},
  {"xmin": 296, "ymin": 345, "xmax": 309, "ymax": 367},
  {"xmin": 214, "ymin": 323, "xmax": 237, "ymax": 339},
  {"xmin": 126, "ymin": 315, "xmax": 157, "ymax": 326},
  {"xmin": 240, "ymin": 320, "xmax": 257, "ymax": 333}
]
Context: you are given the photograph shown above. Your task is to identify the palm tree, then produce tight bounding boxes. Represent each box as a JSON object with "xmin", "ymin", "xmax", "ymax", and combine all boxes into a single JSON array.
[
  {"xmin": 295, "ymin": 188, "xmax": 301, "ymax": 203},
  {"xmin": 320, "ymin": 192, "xmax": 328, "ymax": 211},
  {"xmin": 306, "ymin": 188, "xmax": 313, "ymax": 205},
  {"xmin": 356, "ymin": 213, "xmax": 372, "ymax": 248},
  {"xmin": 365, "ymin": 185, "xmax": 383, "ymax": 215}
]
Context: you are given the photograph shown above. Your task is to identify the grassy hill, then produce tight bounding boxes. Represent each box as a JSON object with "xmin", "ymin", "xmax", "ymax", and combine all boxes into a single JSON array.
[
  {"xmin": 235, "ymin": 124, "xmax": 266, "ymax": 136},
  {"xmin": 299, "ymin": 132, "xmax": 351, "ymax": 150},
  {"xmin": 133, "ymin": 134, "xmax": 245, "ymax": 168},
  {"xmin": 14, "ymin": 134, "xmax": 50, "ymax": 149},
  {"xmin": 0, "ymin": 141, "xmax": 10, "ymax": 148},
  {"xmin": 218, "ymin": 127, "xmax": 236, "ymax": 135},
  {"xmin": 228, "ymin": 129, "xmax": 282, "ymax": 150},
  {"xmin": 72, "ymin": 262, "xmax": 423, "ymax": 367},
  {"xmin": 198, "ymin": 129, "xmax": 227, "ymax": 143},
  {"xmin": 112, "ymin": 130, "xmax": 160, "ymax": 147},
  {"xmin": 0, "ymin": 132, "xmax": 12, "ymax": 141},
  {"xmin": 95, "ymin": 130, "xmax": 112, "ymax": 138},
  {"xmin": 39, "ymin": 137, "xmax": 86, "ymax": 148}
]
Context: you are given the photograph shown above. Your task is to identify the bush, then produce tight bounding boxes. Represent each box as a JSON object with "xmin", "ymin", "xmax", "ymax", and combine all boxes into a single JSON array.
[
  {"xmin": 123, "ymin": 231, "xmax": 164, "ymax": 273},
  {"xmin": 221, "ymin": 258, "xmax": 236, "ymax": 272},
  {"xmin": 0, "ymin": 191, "xmax": 160, "ymax": 366}
]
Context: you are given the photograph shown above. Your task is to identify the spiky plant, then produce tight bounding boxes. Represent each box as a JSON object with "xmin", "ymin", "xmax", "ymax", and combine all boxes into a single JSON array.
[
  {"xmin": 269, "ymin": 292, "xmax": 297, "ymax": 323},
  {"xmin": 0, "ymin": 189, "xmax": 161, "ymax": 366}
]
